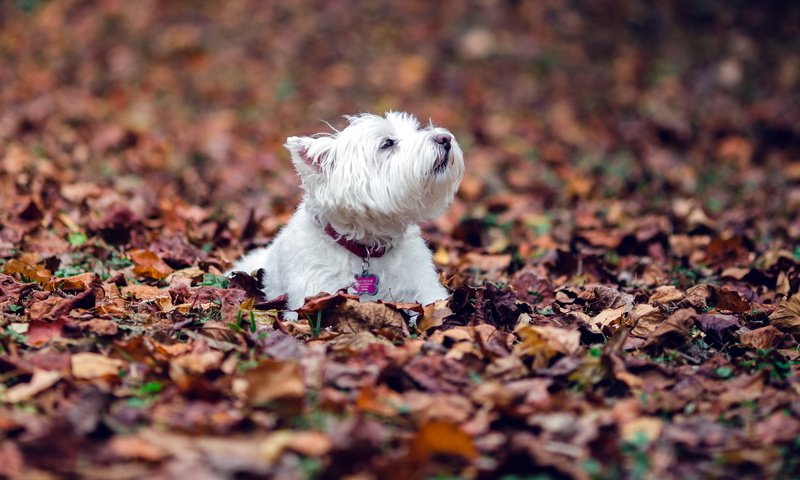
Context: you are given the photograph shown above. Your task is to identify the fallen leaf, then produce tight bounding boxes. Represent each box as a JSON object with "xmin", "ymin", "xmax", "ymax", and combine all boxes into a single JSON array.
[
  {"xmin": 715, "ymin": 288, "xmax": 751, "ymax": 313},
  {"xmin": 121, "ymin": 284, "xmax": 168, "ymax": 300},
  {"xmin": 649, "ymin": 285, "xmax": 685, "ymax": 305},
  {"xmin": 408, "ymin": 420, "xmax": 477, "ymax": 462},
  {"xmin": 129, "ymin": 249, "xmax": 174, "ymax": 280},
  {"xmin": 685, "ymin": 284, "xmax": 714, "ymax": 309},
  {"xmin": 620, "ymin": 417, "xmax": 663, "ymax": 444},
  {"xmin": 740, "ymin": 325, "xmax": 785, "ymax": 350},
  {"xmin": 463, "ymin": 252, "xmax": 512, "ymax": 273},
  {"xmin": 325, "ymin": 299, "xmax": 409, "ymax": 340},
  {"xmin": 3, "ymin": 257, "xmax": 51, "ymax": 284},
  {"xmin": 630, "ymin": 304, "xmax": 666, "ymax": 338},
  {"xmin": 259, "ymin": 430, "xmax": 332, "ymax": 465},
  {"xmin": 514, "ymin": 323, "xmax": 580, "ymax": 368},
  {"xmin": 107, "ymin": 435, "xmax": 166, "ymax": 462},
  {"xmin": 239, "ymin": 360, "xmax": 305, "ymax": 404},
  {"xmin": 2, "ymin": 369, "xmax": 61, "ymax": 403},
  {"xmin": 79, "ymin": 319, "xmax": 119, "ymax": 336},
  {"xmin": 696, "ymin": 314, "xmax": 739, "ymax": 345},
  {"xmin": 769, "ymin": 293, "xmax": 800, "ymax": 333},
  {"xmin": 55, "ymin": 272, "xmax": 97, "ymax": 292},
  {"xmin": 26, "ymin": 318, "xmax": 66, "ymax": 346},
  {"xmin": 418, "ymin": 299, "xmax": 453, "ymax": 332},
  {"xmin": 403, "ymin": 355, "xmax": 470, "ymax": 393},
  {"xmin": 71, "ymin": 353, "xmax": 125, "ymax": 379},
  {"xmin": 642, "ymin": 308, "xmax": 695, "ymax": 351},
  {"xmin": 171, "ymin": 351, "xmax": 223, "ymax": 375}
]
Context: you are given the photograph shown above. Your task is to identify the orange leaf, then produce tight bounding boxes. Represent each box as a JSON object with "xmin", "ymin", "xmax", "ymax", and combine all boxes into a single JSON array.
[
  {"xmin": 408, "ymin": 421, "xmax": 477, "ymax": 462},
  {"xmin": 3, "ymin": 258, "xmax": 51, "ymax": 285},
  {"xmin": 129, "ymin": 249, "xmax": 173, "ymax": 280}
]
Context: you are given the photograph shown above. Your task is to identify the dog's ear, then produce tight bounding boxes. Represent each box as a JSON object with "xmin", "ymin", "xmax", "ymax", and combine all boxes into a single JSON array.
[{"xmin": 285, "ymin": 136, "xmax": 333, "ymax": 174}]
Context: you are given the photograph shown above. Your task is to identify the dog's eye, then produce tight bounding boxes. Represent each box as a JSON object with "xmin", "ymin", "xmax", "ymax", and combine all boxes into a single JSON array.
[{"xmin": 380, "ymin": 138, "xmax": 395, "ymax": 150}]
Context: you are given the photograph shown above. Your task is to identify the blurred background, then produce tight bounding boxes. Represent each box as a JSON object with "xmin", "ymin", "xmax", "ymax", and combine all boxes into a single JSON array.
[{"xmin": 1, "ymin": 0, "xmax": 799, "ymax": 252}]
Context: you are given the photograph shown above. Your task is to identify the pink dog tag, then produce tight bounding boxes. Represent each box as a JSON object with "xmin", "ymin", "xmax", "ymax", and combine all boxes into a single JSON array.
[{"xmin": 353, "ymin": 273, "xmax": 379, "ymax": 295}]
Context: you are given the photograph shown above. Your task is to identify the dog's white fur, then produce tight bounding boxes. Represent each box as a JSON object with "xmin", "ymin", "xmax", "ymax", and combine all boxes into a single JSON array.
[{"xmin": 231, "ymin": 112, "xmax": 464, "ymax": 311}]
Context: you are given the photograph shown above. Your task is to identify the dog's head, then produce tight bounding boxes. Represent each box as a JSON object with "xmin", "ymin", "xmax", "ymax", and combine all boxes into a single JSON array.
[{"xmin": 285, "ymin": 112, "xmax": 464, "ymax": 242}]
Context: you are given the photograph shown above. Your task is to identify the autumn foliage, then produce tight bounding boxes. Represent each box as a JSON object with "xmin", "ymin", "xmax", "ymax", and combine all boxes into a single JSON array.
[{"xmin": 1, "ymin": 1, "xmax": 799, "ymax": 479}]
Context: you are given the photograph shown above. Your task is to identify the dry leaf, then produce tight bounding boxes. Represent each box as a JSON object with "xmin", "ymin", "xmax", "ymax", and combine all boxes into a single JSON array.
[
  {"xmin": 121, "ymin": 284, "xmax": 167, "ymax": 300},
  {"xmin": 71, "ymin": 353, "xmax": 125, "ymax": 379},
  {"xmin": 2, "ymin": 369, "xmax": 61, "ymax": 403},
  {"xmin": 769, "ymin": 293, "xmax": 800, "ymax": 334},
  {"xmin": 620, "ymin": 417, "xmax": 663, "ymax": 444},
  {"xmin": 325, "ymin": 299, "xmax": 409, "ymax": 340},
  {"xmin": 408, "ymin": 421, "xmax": 477, "ymax": 462},
  {"xmin": 514, "ymin": 323, "xmax": 580, "ymax": 368},
  {"xmin": 240, "ymin": 360, "xmax": 305, "ymax": 404},
  {"xmin": 649, "ymin": 285, "xmax": 685, "ymax": 305},
  {"xmin": 740, "ymin": 326, "xmax": 785, "ymax": 350},
  {"xmin": 3, "ymin": 258, "xmax": 51, "ymax": 284},
  {"xmin": 108, "ymin": 435, "xmax": 167, "ymax": 462},
  {"xmin": 630, "ymin": 304, "xmax": 666, "ymax": 338},
  {"xmin": 418, "ymin": 299, "xmax": 453, "ymax": 332},
  {"xmin": 129, "ymin": 249, "xmax": 174, "ymax": 280}
]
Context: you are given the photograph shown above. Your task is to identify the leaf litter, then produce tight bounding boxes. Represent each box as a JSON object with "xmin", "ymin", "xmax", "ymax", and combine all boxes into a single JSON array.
[{"xmin": 0, "ymin": 1, "xmax": 799, "ymax": 479}]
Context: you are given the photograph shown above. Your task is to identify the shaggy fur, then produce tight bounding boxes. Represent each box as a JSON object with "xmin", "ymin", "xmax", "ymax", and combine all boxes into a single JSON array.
[{"xmin": 230, "ymin": 112, "xmax": 464, "ymax": 311}]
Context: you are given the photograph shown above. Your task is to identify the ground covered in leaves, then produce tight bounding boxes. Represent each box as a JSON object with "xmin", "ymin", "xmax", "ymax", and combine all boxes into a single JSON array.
[{"xmin": 1, "ymin": 1, "xmax": 800, "ymax": 479}]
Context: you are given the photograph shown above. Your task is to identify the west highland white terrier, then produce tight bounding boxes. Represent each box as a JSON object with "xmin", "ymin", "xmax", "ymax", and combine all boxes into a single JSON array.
[{"xmin": 230, "ymin": 112, "xmax": 464, "ymax": 312}]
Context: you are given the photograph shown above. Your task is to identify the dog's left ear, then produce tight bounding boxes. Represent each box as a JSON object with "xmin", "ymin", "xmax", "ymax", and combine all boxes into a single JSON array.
[{"xmin": 285, "ymin": 136, "xmax": 333, "ymax": 175}]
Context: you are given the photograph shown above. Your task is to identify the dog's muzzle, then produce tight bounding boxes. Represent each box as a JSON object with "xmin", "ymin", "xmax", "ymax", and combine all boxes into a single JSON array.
[{"xmin": 432, "ymin": 134, "xmax": 452, "ymax": 174}]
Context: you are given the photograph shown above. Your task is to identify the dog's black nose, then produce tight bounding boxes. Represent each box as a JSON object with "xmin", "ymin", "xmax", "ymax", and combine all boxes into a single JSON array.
[{"xmin": 434, "ymin": 134, "xmax": 452, "ymax": 150}]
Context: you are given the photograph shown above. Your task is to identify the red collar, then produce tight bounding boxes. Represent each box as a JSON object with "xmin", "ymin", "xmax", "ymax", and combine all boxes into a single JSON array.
[{"xmin": 324, "ymin": 224, "xmax": 387, "ymax": 258}]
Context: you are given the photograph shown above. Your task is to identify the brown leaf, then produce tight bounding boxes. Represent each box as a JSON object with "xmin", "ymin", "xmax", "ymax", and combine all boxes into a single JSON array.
[
  {"xmin": 403, "ymin": 356, "xmax": 470, "ymax": 393},
  {"xmin": 740, "ymin": 326, "xmax": 785, "ymax": 350},
  {"xmin": 514, "ymin": 322, "xmax": 580, "ymax": 368},
  {"xmin": 579, "ymin": 284, "xmax": 634, "ymax": 311},
  {"xmin": 295, "ymin": 291, "xmax": 354, "ymax": 315},
  {"xmin": 325, "ymin": 299, "xmax": 409, "ymax": 341},
  {"xmin": 129, "ymin": 249, "xmax": 174, "ymax": 280},
  {"xmin": 418, "ymin": 299, "xmax": 453, "ymax": 332},
  {"xmin": 228, "ymin": 270, "xmax": 267, "ymax": 302},
  {"xmin": 3, "ymin": 257, "xmax": 51, "ymax": 285},
  {"xmin": 0, "ymin": 441, "xmax": 23, "ymax": 478},
  {"xmin": 239, "ymin": 360, "xmax": 305, "ymax": 404},
  {"xmin": 649, "ymin": 285, "xmax": 684, "ymax": 305},
  {"xmin": 171, "ymin": 351, "xmax": 223, "ymax": 375},
  {"xmin": 2, "ymin": 369, "xmax": 61, "ymax": 403},
  {"xmin": 260, "ymin": 430, "xmax": 332, "ymax": 465},
  {"xmin": 408, "ymin": 421, "xmax": 477, "ymax": 462},
  {"xmin": 629, "ymin": 304, "xmax": 666, "ymax": 338},
  {"xmin": 107, "ymin": 435, "xmax": 166, "ymax": 462},
  {"xmin": 755, "ymin": 412, "xmax": 800, "ymax": 444},
  {"xmin": 620, "ymin": 417, "xmax": 663, "ymax": 444},
  {"xmin": 55, "ymin": 272, "xmax": 98, "ymax": 292},
  {"xmin": 769, "ymin": 293, "xmax": 800, "ymax": 334},
  {"xmin": 715, "ymin": 288, "xmax": 750, "ymax": 313},
  {"xmin": 26, "ymin": 318, "xmax": 65, "ymax": 346},
  {"xmin": 642, "ymin": 308, "xmax": 695, "ymax": 351},
  {"xmin": 71, "ymin": 353, "xmax": 125, "ymax": 379},
  {"xmin": 252, "ymin": 327, "xmax": 305, "ymax": 360},
  {"xmin": 79, "ymin": 319, "xmax": 119, "ymax": 337},
  {"xmin": 462, "ymin": 252, "xmax": 511, "ymax": 273},
  {"xmin": 121, "ymin": 284, "xmax": 167, "ymax": 300},
  {"xmin": 326, "ymin": 331, "xmax": 392, "ymax": 352}
]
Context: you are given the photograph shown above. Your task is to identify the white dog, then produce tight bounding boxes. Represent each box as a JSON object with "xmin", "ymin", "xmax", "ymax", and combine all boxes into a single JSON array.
[{"xmin": 230, "ymin": 112, "xmax": 464, "ymax": 312}]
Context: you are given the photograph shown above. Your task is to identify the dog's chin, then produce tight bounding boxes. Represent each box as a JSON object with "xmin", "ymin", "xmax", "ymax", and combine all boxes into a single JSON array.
[{"xmin": 431, "ymin": 153, "xmax": 450, "ymax": 176}]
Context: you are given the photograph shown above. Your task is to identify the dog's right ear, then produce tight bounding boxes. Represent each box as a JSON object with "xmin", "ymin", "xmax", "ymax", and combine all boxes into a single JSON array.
[{"xmin": 285, "ymin": 136, "xmax": 333, "ymax": 174}]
